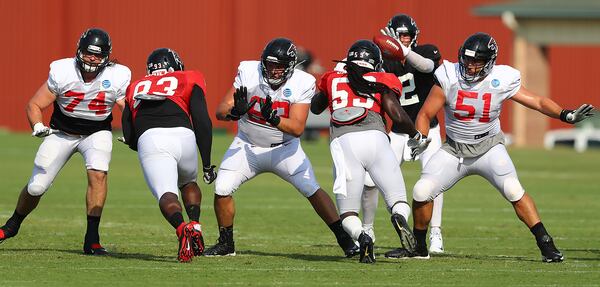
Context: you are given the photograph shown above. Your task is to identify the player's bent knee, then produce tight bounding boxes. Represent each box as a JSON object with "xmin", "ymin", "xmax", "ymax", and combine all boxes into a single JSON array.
[
  {"xmin": 503, "ymin": 177, "xmax": 525, "ymax": 202},
  {"xmin": 413, "ymin": 178, "xmax": 436, "ymax": 202},
  {"xmin": 27, "ymin": 183, "xmax": 47, "ymax": 196},
  {"xmin": 363, "ymin": 173, "xmax": 376, "ymax": 188},
  {"xmin": 215, "ymin": 180, "xmax": 236, "ymax": 196}
]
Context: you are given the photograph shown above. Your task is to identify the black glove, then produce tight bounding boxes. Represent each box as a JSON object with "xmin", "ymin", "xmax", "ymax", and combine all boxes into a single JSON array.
[
  {"xmin": 259, "ymin": 95, "xmax": 281, "ymax": 126},
  {"xmin": 203, "ymin": 165, "xmax": 217, "ymax": 184},
  {"xmin": 228, "ymin": 86, "xmax": 257, "ymax": 120}
]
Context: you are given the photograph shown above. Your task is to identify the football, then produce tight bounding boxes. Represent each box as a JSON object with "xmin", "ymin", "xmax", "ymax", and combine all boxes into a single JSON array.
[{"xmin": 373, "ymin": 34, "xmax": 405, "ymax": 61}]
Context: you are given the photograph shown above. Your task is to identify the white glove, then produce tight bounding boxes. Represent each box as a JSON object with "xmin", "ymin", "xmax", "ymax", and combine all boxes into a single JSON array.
[
  {"xmin": 31, "ymin": 122, "xmax": 51, "ymax": 138},
  {"xmin": 380, "ymin": 27, "xmax": 410, "ymax": 57},
  {"xmin": 407, "ymin": 131, "xmax": 431, "ymax": 160},
  {"xmin": 563, "ymin": 104, "xmax": 594, "ymax": 124}
]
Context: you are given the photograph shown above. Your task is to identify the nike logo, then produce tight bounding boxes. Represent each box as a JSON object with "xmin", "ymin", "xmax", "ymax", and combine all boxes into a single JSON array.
[{"xmin": 433, "ymin": 50, "xmax": 439, "ymax": 54}]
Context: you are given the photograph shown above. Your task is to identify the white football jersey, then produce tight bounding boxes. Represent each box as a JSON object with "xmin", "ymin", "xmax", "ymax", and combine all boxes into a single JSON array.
[
  {"xmin": 235, "ymin": 61, "xmax": 316, "ymax": 147},
  {"xmin": 435, "ymin": 60, "xmax": 521, "ymax": 144},
  {"xmin": 47, "ymin": 58, "xmax": 131, "ymax": 121}
]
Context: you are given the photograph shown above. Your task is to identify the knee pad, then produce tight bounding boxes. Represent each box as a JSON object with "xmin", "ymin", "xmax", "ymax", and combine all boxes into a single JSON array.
[
  {"xmin": 412, "ymin": 178, "xmax": 436, "ymax": 202},
  {"xmin": 27, "ymin": 183, "xmax": 47, "ymax": 196},
  {"xmin": 503, "ymin": 177, "xmax": 525, "ymax": 202},
  {"xmin": 214, "ymin": 179, "xmax": 236, "ymax": 196}
]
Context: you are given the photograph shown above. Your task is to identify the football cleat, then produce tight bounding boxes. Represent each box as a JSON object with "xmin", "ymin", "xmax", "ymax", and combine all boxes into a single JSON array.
[
  {"xmin": 358, "ymin": 232, "xmax": 375, "ymax": 264},
  {"xmin": 203, "ymin": 241, "xmax": 236, "ymax": 256},
  {"xmin": 429, "ymin": 227, "xmax": 444, "ymax": 254},
  {"xmin": 177, "ymin": 223, "xmax": 195, "ymax": 263},
  {"xmin": 536, "ymin": 235, "xmax": 564, "ymax": 263},
  {"xmin": 83, "ymin": 243, "xmax": 109, "ymax": 255},
  {"xmin": 337, "ymin": 230, "xmax": 359, "ymax": 258},
  {"xmin": 391, "ymin": 214, "xmax": 416, "ymax": 253},
  {"xmin": 384, "ymin": 247, "xmax": 430, "ymax": 259},
  {"xmin": 0, "ymin": 225, "xmax": 18, "ymax": 244},
  {"xmin": 189, "ymin": 221, "xmax": 205, "ymax": 256}
]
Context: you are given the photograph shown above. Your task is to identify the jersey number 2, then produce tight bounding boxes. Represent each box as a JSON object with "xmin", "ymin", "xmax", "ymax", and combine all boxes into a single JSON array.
[{"xmin": 454, "ymin": 90, "xmax": 491, "ymax": 122}]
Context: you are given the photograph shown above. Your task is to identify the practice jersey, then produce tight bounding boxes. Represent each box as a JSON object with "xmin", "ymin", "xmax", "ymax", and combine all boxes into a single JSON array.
[
  {"xmin": 435, "ymin": 60, "xmax": 521, "ymax": 144},
  {"xmin": 384, "ymin": 44, "xmax": 441, "ymax": 132},
  {"xmin": 126, "ymin": 70, "xmax": 206, "ymax": 121},
  {"xmin": 235, "ymin": 61, "xmax": 316, "ymax": 147},
  {"xmin": 47, "ymin": 58, "xmax": 131, "ymax": 135},
  {"xmin": 318, "ymin": 70, "xmax": 402, "ymax": 139}
]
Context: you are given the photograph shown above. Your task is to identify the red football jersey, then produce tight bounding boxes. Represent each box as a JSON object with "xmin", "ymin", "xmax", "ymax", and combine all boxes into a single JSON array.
[
  {"xmin": 125, "ymin": 70, "xmax": 207, "ymax": 120},
  {"xmin": 318, "ymin": 70, "xmax": 402, "ymax": 114}
]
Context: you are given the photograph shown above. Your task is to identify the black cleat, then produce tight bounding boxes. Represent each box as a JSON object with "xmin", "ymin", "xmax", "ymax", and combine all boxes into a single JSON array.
[
  {"xmin": 358, "ymin": 232, "xmax": 375, "ymax": 264},
  {"xmin": 537, "ymin": 235, "xmax": 564, "ymax": 263},
  {"xmin": 337, "ymin": 231, "xmax": 359, "ymax": 258},
  {"xmin": 204, "ymin": 240, "xmax": 235, "ymax": 256},
  {"xmin": 384, "ymin": 247, "xmax": 430, "ymax": 259},
  {"xmin": 83, "ymin": 243, "xmax": 109, "ymax": 255},
  {"xmin": 391, "ymin": 214, "xmax": 416, "ymax": 253}
]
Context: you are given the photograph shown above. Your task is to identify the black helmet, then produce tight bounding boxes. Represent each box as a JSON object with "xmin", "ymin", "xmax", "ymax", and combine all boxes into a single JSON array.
[
  {"xmin": 387, "ymin": 14, "xmax": 419, "ymax": 48},
  {"xmin": 458, "ymin": 32, "xmax": 498, "ymax": 83},
  {"xmin": 146, "ymin": 48, "xmax": 184, "ymax": 75},
  {"xmin": 76, "ymin": 28, "xmax": 112, "ymax": 73},
  {"xmin": 261, "ymin": 38, "xmax": 297, "ymax": 87},
  {"xmin": 347, "ymin": 40, "xmax": 383, "ymax": 71}
]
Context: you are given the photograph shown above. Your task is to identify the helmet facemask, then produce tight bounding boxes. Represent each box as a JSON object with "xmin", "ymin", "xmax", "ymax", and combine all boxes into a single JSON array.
[
  {"xmin": 75, "ymin": 28, "xmax": 112, "ymax": 74},
  {"xmin": 458, "ymin": 33, "xmax": 498, "ymax": 83},
  {"xmin": 260, "ymin": 38, "xmax": 297, "ymax": 88}
]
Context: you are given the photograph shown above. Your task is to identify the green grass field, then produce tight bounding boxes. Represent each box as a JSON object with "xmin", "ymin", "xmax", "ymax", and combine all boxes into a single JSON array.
[{"xmin": 0, "ymin": 131, "xmax": 599, "ymax": 286}]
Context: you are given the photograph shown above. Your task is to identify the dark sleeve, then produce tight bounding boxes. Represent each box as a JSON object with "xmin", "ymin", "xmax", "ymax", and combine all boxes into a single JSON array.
[
  {"xmin": 121, "ymin": 103, "xmax": 138, "ymax": 151},
  {"xmin": 381, "ymin": 90, "xmax": 417, "ymax": 137},
  {"xmin": 189, "ymin": 84, "xmax": 213, "ymax": 168},
  {"xmin": 310, "ymin": 91, "xmax": 329, "ymax": 115}
]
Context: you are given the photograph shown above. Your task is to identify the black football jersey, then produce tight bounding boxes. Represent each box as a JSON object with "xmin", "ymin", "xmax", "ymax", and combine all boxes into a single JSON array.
[{"xmin": 384, "ymin": 44, "xmax": 441, "ymax": 132}]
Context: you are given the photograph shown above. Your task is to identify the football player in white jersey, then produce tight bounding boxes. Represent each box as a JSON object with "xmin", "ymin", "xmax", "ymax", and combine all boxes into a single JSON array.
[
  {"xmin": 205, "ymin": 38, "xmax": 358, "ymax": 257},
  {"xmin": 0, "ymin": 28, "xmax": 131, "ymax": 255},
  {"xmin": 409, "ymin": 32, "xmax": 594, "ymax": 262}
]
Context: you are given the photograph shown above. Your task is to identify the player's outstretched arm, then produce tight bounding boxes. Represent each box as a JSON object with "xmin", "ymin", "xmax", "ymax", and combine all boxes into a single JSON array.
[
  {"xmin": 511, "ymin": 86, "xmax": 595, "ymax": 124},
  {"xmin": 190, "ymin": 85, "xmax": 213, "ymax": 170},
  {"xmin": 270, "ymin": 102, "xmax": 310, "ymax": 138}
]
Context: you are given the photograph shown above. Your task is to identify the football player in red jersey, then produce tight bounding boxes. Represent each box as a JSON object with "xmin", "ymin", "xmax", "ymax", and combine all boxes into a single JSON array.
[
  {"xmin": 311, "ymin": 40, "xmax": 429, "ymax": 263},
  {"xmin": 362, "ymin": 14, "xmax": 447, "ymax": 258},
  {"xmin": 121, "ymin": 48, "xmax": 215, "ymax": 263},
  {"xmin": 0, "ymin": 28, "xmax": 131, "ymax": 255},
  {"xmin": 205, "ymin": 38, "xmax": 358, "ymax": 258}
]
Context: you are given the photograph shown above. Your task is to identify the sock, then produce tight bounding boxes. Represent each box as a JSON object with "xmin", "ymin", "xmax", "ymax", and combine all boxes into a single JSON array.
[
  {"xmin": 414, "ymin": 227, "xmax": 428, "ymax": 250},
  {"xmin": 341, "ymin": 216, "xmax": 363, "ymax": 241},
  {"xmin": 84, "ymin": 215, "xmax": 101, "ymax": 245},
  {"xmin": 218, "ymin": 226, "xmax": 234, "ymax": 244},
  {"xmin": 1, "ymin": 210, "xmax": 26, "ymax": 237},
  {"xmin": 184, "ymin": 205, "xmax": 200, "ymax": 222},
  {"xmin": 168, "ymin": 212, "xmax": 185, "ymax": 230},
  {"xmin": 530, "ymin": 222, "xmax": 549, "ymax": 241}
]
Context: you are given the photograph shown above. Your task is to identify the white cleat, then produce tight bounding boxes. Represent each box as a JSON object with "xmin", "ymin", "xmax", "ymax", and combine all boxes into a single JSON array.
[{"xmin": 429, "ymin": 227, "xmax": 444, "ymax": 254}]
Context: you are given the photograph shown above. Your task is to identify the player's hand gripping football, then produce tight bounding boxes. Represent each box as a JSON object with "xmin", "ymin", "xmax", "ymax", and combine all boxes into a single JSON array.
[
  {"xmin": 380, "ymin": 27, "xmax": 410, "ymax": 57},
  {"xmin": 259, "ymin": 95, "xmax": 281, "ymax": 126},
  {"xmin": 561, "ymin": 104, "xmax": 594, "ymax": 124},
  {"xmin": 203, "ymin": 165, "xmax": 217, "ymax": 184},
  {"xmin": 407, "ymin": 131, "xmax": 431, "ymax": 160},
  {"xmin": 228, "ymin": 86, "xmax": 257, "ymax": 120}
]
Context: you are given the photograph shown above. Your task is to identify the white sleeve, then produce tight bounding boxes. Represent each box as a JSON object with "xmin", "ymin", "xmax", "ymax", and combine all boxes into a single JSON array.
[
  {"xmin": 46, "ymin": 62, "xmax": 60, "ymax": 95},
  {"xmin": 505, "ymin": 68, "xmax": 522, "ymax": 99},
  {"xmin": 233, "ymin": 63, "xmax": 244, "ymax": 89},
  {"xmin": 296, "ymin": 79, "xmax": 316, "ymax": 104},
  {"xmin": 115, "ymin": 66, "xmax": 132, "ymax": 101}
]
